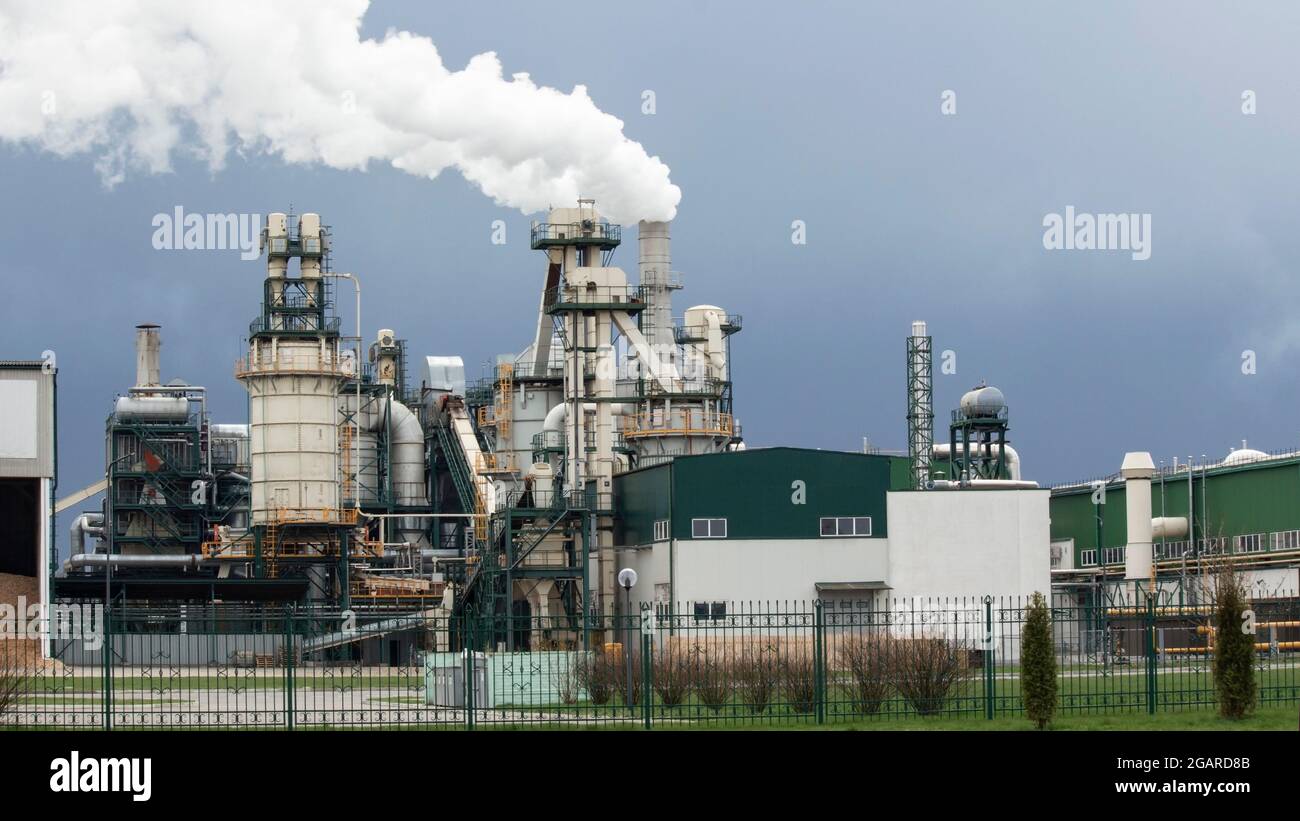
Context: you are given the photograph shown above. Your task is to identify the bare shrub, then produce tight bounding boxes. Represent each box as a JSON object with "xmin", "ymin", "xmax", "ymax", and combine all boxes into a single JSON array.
[
  {"xmin": 735, "ymin": 643, "xmax": 779, "ymax": 714},
  {"xmin": 0, "ymin": 640, "xmax": 29, "ymax": 719},
  {"xmin": 780, "ymin": 647, "xmax": 816, "ymax": 714},
  {"xmin": 691, "ymin": 649, "xmax": 733, "ymax": 712},
  {"xmin": 838, "ymin": 634, "xmax": 893, "ymax": 715},
  {"xmin": 613, "ymin": 647, "xmax": 644, "ymax": 707},
  {"xmin": 653, "ymin": 647, "xmax": 691, "ymax": 708},
  {"xmin": 892, "ymin": 637, "xmax": 971, "ymax": 716},
  {"xmin": 554, "ymin": 654, "xmax": 581, "ymax": 706},
  {"xmin": 576, "ymin": 650, "xmax": 617, "ymax": 706}
]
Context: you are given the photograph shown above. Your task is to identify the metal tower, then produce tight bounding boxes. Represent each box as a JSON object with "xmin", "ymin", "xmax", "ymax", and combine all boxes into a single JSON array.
[{"xmin": 906, "ymin": 321, "xmax": 934, "ymax": 490}]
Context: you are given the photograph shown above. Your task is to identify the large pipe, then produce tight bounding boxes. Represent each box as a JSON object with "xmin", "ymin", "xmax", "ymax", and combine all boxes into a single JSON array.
[
  {"xmin": 113, "ymin": 395, "xmax": 189, "ymax": 421},
  {"xmin": 926, "ymin": 479, "xmax": 1040, "ymax": 490},
  {"xmin": 134, "ymin": 323, "xmax": 161, "ymax": 387},
  {"xmin": 932, "ymin": 442, "xmax": 1022, "ymax": 481},
  {"xmin": 69, "ymin": 513, "xmax": 104, "ymax": 554},
  {"xmin": 543, "ymin": 401, "xmax": 630, "ymax": 432},
  {"xmin": 1152, "ymin": 516, "xmax": 1188, "ymax": 540},
  {"xmin": 1122, "ymin": 451, "xmax": 1156, "ymax": 582},
  {"xmin": 63, "ymin": 553, "xmax": 206, "ymax": 572}
]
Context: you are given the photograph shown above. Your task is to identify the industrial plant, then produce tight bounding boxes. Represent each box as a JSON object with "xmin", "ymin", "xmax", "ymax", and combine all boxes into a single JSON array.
[{"xmin": 2, "ymin": 205, "xmax": 1297, "ymax": 668}]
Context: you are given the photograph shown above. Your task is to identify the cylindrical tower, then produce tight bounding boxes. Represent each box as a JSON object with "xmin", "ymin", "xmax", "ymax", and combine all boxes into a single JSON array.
[{"xmin": 237, "ymin": 212, "xmax": 347, "ymax": 525}]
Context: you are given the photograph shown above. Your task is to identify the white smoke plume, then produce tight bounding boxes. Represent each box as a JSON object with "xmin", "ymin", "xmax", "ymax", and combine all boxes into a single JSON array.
[{"xmin": 0, "ymin": 0, "xmax": 680, "ymax": 223}]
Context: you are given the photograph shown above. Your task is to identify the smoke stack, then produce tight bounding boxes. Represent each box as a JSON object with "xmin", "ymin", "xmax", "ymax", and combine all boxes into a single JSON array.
[
  {"xmin": 906, "ymin": 321, "xmax": 934, "ymax": 490},
  {"xmin": 134, "ymin": 323, "xmax": 161, "ymax": 388},
  {"xmin": 1122, "ymin": 451, "xmax": 1156, "ymax": 584},
  {"xmin": 638, "ymin": 220, "xmax": 673, "ymax": 348}
]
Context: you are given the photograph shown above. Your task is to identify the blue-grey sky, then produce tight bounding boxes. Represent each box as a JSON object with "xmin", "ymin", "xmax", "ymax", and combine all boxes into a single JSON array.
[{"xmin": 2, "ymin": 0, "xmax": 1298, "ymax": 528}]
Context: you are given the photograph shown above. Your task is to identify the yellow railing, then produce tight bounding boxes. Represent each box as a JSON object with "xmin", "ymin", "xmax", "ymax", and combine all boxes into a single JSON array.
[{"xmin": 620, "ymin": 411, "xmax": 734, "ymax": 439}]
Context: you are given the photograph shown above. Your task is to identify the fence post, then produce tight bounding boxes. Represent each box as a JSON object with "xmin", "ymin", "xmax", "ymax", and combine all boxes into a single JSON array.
[
  {"xmin": 102, "ymin": 605, "xmax": 113, "ymax": 731},
  {"xmin": 983, "ymin": 596, "xmax": 995, "ymax": 721},
  {"xmin": 464, "ymin": 611, "xmax": 475, "ymax": 731},
  {"xmin": 641, "ymin": 629, "xmax": 652, "ymax": 730},
  {"xmin": 1146, "ymin": 597, "xmax": 1157, "ymax": 715},
  {"xmin": 814, "ymin": 600, "xmax": 825, "ymax": 725},
  {"xmin": 285, "ymin": 607, "xmax": 295, "ymax": 731}
]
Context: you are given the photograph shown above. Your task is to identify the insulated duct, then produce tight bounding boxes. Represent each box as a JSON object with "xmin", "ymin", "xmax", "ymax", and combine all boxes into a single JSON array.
[{"xmin": 932, "ymin": 442, "xmax": 1023, "ymax": 481}]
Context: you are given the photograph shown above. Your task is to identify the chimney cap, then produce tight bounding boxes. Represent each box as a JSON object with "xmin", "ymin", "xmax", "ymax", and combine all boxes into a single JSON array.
[{"xmin": 1120, "ymin": 451, "xmax": 1155, "ymax": 479}]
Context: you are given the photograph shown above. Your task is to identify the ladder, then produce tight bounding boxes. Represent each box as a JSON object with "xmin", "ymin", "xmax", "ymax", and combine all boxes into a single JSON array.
[{"xmin": 264, "ymin": 515, "xmax": 280, "ymax": 578}]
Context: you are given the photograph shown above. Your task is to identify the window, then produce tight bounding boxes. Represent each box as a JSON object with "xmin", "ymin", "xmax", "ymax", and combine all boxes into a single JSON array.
[
  {"xmin": 1272, "ymin": 530, "xmax": 1300, "ymax": 551},
  {"xmin": 653, "ymin": 519, "xmax": 670, "ymax": 542},
  {"xmin": 1156, "ymin": 540, "xmax": 1189, "ymax": 560},
  {"xmin": 1236, "ymin": 533, "xmax": 1266, "ymax": 554},
  {"xmin": 819, "ymin": 516, "xmax": 872, "ymax": 537},
  {"xmin": 1080, "ymin": 549, "xmax": 1097, "ymax": 567},
  {"xmin": 1102, "ymin": 546, "xmax": 1126, "ymax": 565},
  {"xmin": 1198, "ymin": 537, "xmax": 1226, "ymax": 556},
  {"xmin": 692, "ymin": 602, "xmax": 727, "ymax": 621},
  {"xmin": 691, "ymin": 518, "xmax": 727, "ymax": 539}
]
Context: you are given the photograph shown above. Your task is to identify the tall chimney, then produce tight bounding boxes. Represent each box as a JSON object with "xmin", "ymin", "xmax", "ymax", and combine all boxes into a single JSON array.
[
  {"xmin": 638, "ymin": 220, "xmax": 673, "ymax": 348},
  {"xmin": 134, "ymin": 323, "xmax": 161, "ymax": 388}
]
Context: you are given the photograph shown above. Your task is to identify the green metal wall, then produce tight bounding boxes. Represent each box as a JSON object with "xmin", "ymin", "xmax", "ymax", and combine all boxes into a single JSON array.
[
  {"xmin": 1050, "ymin": 457, "xmax": 1300, "ymax": 564},
  {"xmin": 668, "ymin": 448, "xmax": 892, "ymax": 540},
  {"xmin": 614, "ymin": 448, "xmax": 896, "ymax": 546},
  {"xmin": 613, "ymin": 462, "xmax": 671, "ymax": 547}
]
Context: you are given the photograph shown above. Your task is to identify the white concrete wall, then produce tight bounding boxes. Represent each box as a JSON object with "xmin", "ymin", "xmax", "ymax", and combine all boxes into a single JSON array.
[
  {"xmin": 885, "ymin": 489, "xmax": 1051, "ymax": 599},
  {"xmin": 666, "ymin": 537, "xmax": 888, "ymax": 604}
]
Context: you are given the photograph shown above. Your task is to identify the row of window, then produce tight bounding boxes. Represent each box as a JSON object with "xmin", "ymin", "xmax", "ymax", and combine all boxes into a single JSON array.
[
  {"xmin": 1079, "ymin": 530, "xmax": 1300, "ymax": 566},
  {"xmin": 674, "ymin": 516, "xmax": 873, "ymax": 541}
]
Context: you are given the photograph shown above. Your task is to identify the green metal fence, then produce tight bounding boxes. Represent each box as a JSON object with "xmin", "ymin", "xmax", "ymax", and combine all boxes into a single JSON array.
[{"xmin": 3, "ymin": 595, "xmax": 1298, "ymax": 730}]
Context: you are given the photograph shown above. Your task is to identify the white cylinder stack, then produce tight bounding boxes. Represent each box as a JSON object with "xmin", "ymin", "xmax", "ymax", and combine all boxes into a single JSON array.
[
  {"xmin": 241, "ymin": 339, "xmax": 346, "ymax": 523},
  {"xmin": 1122, "ymin": 451, "xmax": 1156, "ymax": 582}
]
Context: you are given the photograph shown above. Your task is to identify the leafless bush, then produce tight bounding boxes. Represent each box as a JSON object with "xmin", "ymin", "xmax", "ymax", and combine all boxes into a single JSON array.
[
  {"xmin": 891, "ymin": 637, "xmax": 971, "ymax": 716},
  {"xmin": 780, "ymin": 647, "xmax": 816, "ymax": 714},
  {"xmin": 838, "ymin": 634, "xmax": 893, "ymax": 715},
  {"xmin": 735, "ymin": 643, "xmax": 779, "ymax": 714},
  {"xmin": 0, "ymin": 641, "xmax": 28, "ymax": 719},
  {"xmin": 576, "ymin": 650, "xmax": 617, "ymax": 706},
  {"xmin": 653, "ymin": 647, "xmax": 692, "ymax": 708},
  {"xmin": 555, "ymin": 654, "xmax": 581, "ymax": 705},
  {"xmin": 613, "ymin": 648, "xmax": 643, "ymax": 707},
  {"xmin": 691, "ymin": 649, "xmax": 733, "ymax": 712}
]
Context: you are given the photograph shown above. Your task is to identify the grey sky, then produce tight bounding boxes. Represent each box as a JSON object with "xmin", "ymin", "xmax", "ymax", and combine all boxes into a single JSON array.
[{"xmin": 2, "ymin": 0, "xmax": 1298, "ymax": 532}]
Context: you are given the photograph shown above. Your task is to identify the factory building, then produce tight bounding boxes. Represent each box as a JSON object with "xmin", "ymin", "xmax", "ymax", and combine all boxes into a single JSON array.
[
  {"xmin": 0, "ymin": 359, "xmax": 56, "ymax": 614},
  {"xmin": 40, "ymin": 205, "xmax": 1054, "ymax": 660},
  {"xmin": 1050, "ymin": 447, "xmax": 1300, "ymax": 607},
  {"xmin": 613, "ymin": 446, "xmax": 1050, "ymax": 610}
]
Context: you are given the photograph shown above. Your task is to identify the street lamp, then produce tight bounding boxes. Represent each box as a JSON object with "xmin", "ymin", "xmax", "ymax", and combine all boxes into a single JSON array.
[{"xmin": 618, "ymin": 567, "xmax": 637, "ymax": 711}]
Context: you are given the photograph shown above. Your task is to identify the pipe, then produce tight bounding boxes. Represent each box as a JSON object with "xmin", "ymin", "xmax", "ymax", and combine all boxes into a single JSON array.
[
  {"xmin": 1151, "ymin": 516, "xmax": 1188, "ymax": 540},
  {"xmin": 925, "ymin": 479, "xmax": 1040, "ymax": 490},
  {"xmin": 63, "ymin": 553, "xmax": 206, "ymax": 572},
  {"xmin": 932, "ymin": 442, "xmax": 1022, "ymax": 481},
  {"xmin": 388, "ymin": 398, "xmax": 426, "ymax": 511},
  {"xmin": 69, "ymin": 512, "xmax": 104, "ymax": 553},
  {"xmin": 113, "ymin": 396, "xmax": 189, "ymax": 421},
  {"xmin": 543, "ymin": 401, "xmax": 630, "ymax": 432}
]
